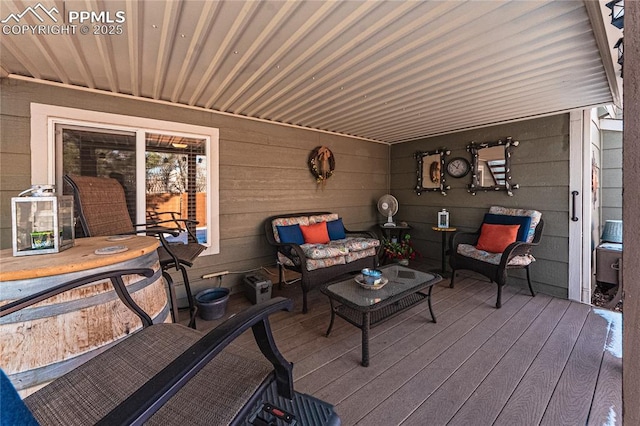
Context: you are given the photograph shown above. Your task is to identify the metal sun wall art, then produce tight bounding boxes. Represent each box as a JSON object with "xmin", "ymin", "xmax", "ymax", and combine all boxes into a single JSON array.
[
  {"xmin": 415, "ymin": 148, "xmax": 450, "ymax": 196},
  {"xmin": 467, "ymin": 137, "xmax": 519, "ymax": 196}
]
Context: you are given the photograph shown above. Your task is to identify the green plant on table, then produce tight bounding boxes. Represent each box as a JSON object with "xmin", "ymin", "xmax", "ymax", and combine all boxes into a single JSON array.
[{"xmin": 382, "ymin": 233, "xmax": 420, "ymax": 261}]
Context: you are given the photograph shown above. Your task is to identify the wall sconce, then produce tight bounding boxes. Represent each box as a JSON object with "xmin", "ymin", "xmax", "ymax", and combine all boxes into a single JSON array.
[
  {"xmin": 605, "ymin": 0, "xmax": 624, "ymax": 29},
  {"xmin": 614, "ymin": 37, "xmax": 623, "ymax": 77}
]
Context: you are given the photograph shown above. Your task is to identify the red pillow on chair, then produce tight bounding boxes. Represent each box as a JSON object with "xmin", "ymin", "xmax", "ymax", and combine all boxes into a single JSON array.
[
  {"xmin": 300, "ymin": 222, "xmax": 330, "ymax": 244},
  {"xmin": 476, "ymin": 224, "xmax": 520, "ymax": 253}
]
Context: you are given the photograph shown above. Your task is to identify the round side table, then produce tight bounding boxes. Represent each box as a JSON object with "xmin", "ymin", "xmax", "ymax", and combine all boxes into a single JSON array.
[{"xmin": 432, "ymin": 226, "xmax": 457, "ymax": 277}]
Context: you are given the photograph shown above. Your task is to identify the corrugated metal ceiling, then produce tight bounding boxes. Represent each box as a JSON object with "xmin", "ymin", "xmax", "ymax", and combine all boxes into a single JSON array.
[{"xmin": 0, "ymin": 0, "xmax": 620, "ymax": 143}]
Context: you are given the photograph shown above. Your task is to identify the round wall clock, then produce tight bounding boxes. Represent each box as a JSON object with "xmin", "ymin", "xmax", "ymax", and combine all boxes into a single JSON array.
[{"xmin": 446, "ymin": 157, "xmax": 471, "ymax": 178}]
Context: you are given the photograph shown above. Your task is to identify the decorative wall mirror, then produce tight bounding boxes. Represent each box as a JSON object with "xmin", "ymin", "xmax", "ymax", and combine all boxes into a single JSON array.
[
  {"xmin": 467, "ymin": 137, "xmax": 519, "ymax": 196},
  {"xmin": 415, "ymin": 148, "xmax": 450, "ymax": 196}
]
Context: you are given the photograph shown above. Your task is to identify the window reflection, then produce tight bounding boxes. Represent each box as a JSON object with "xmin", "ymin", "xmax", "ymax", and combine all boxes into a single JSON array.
[{"xmin": 477, "ymin": 145, "xmax": 506, "ymax": 187}]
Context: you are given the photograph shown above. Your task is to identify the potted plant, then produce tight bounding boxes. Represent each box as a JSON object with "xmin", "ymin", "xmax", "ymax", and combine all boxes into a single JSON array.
[{"xmin": 382, "ymin": 233, "xmax": 420, "ymax": 265}]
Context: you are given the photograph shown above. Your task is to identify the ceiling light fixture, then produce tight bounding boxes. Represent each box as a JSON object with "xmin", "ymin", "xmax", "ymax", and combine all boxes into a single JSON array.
[{"xmin": 172, "ymin": 143, "xmax": 188, "ymax": 149}]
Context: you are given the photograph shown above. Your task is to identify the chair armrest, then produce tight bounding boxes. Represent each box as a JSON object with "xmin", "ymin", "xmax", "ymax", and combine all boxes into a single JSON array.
[
  {"xmin": 498, "ymin": 240, "xmax": 538, "ymax": 269},
  {"xmin": 274, "ymin": 241, "xmax": 308, "ymax": 265},
  {"xmin": 0, "ymin": 269, "xmax": 157, "ymax": 328},
  {"xmin": 97, "ymin": 297, "xmax": 295, "ymax": 426}
]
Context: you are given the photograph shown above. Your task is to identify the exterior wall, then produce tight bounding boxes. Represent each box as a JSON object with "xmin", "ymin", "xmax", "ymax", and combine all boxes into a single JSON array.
[
  {"xmin": 623, "ymin": 2, "xmax": 640, "ymax": 423},
  {"xmin": 600, "ymin": 124, "xmax": 623, "ymax": 221},
  {"xmin": 0, "ymin": 78, "xmax": 389, "ymax": 298},
  {"xmin": 589, "ymin": 110, "xmax": 602, "ymax": 254},
  {"xmin": 390, "ymin": 114, "xmax": 570, "ymax": 298}
]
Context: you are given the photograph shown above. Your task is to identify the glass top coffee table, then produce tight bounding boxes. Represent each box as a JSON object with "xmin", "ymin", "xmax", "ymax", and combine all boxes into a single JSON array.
[{"xmin": 320, "ymin": 265, "xmax": 441, "ymax": 367}]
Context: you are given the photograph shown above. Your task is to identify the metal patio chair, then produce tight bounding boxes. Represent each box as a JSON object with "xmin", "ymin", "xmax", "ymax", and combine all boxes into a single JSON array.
[
  {"xmin": 0, "ymin": 269, "xmax": 339, "ymax": 425},
  {"xmin": 64, "ymin": 174, "xmax": 205, "ymax": 328}
]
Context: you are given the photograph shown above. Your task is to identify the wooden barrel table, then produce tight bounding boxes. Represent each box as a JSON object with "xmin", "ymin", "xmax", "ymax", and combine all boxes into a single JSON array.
[{"xmin": 0, "ymin": 236, "xmax": 170, "ymax": 397}]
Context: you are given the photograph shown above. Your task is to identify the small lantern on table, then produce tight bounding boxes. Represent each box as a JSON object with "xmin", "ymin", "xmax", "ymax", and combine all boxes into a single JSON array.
[{"xmin": 11, "ymin": 185, "xmax": 74, "ymax": 256}]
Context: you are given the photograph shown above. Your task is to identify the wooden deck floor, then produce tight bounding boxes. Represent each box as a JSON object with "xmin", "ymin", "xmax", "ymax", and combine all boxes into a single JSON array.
[{"xmin": 189, "ymin": 265, "xmax": 622, "ymax": 425}]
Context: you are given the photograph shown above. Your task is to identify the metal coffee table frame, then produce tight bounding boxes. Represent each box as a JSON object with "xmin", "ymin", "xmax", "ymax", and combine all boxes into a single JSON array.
[{"xmin": 321, "ymin": 265, "xmax": 441, "ymax": 367}]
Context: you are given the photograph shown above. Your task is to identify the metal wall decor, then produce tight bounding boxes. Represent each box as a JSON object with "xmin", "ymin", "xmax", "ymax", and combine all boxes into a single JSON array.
[
  {"xmin": 467, "ymin": 137, "xmax": 519, "ymax": 196},
  {"xmin": 415, "ymin": 148, "xmax": 450, "ymax": 196}
]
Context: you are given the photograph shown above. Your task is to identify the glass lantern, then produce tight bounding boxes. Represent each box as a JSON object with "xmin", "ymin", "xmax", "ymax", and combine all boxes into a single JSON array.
[
  {"xmin": 11, "ymin": 186, "xmax": 75, "ymax": 256},
  {"xmin": 437, "ymin": 209, "xmax": 450, "ymax": 229}
]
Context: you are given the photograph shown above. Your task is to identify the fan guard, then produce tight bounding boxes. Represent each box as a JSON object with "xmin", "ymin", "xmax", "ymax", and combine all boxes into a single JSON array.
[{"xmin": 377, "ymin": 194, "xmax": 399, "ymax": 227}]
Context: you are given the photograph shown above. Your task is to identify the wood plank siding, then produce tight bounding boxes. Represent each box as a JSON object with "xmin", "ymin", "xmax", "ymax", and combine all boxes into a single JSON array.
[
  {"xmin": 0, "ymin": 78, "xmax": 388, "ymax": 300},
  {"xmin": 0, "ymin": 79, "xmax": 576, "ymax": 304},
  {"xmin": 390, "ymin": 115, "xmax": 571, "ymax": 299},
  {"xmin": 190, "ymin": 262, "xmax": 622, "ymax": 425}
]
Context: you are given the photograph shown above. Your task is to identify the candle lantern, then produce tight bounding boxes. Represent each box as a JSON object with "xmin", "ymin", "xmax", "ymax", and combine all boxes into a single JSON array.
[
  {"xmin": 437, "ymin": 209, "xmax": 450, "ymax": 229},
  {"xmin": 11, "ymin": 185, "xmax": 74, "ymax": 256}
]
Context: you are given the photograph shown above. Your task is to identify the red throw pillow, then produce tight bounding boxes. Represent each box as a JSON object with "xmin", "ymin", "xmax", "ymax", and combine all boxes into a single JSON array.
[
  {"xmin": 300, "ymin": 222, "xmax": 330, "ymax": 244},
  {"xmin": 476, "ymin": 224, "xmax": 520, "ymax": 253}
]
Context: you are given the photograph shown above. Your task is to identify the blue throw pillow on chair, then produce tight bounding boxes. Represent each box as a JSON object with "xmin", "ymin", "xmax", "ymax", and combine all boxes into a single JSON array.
[
  {"xmin": 483, "ymin": 213, "xmax": 532, "ymax": 242},
  {"xmin": 276, "ymin": 224, "xmax": 305, "ymax": 245},
  {"xmin": 326, "ymin": 218, "xmax": 346, "ymax": 240},
  {"xmin": 0, "ymin": 370, "xmax": 39, "ymax": 426}
]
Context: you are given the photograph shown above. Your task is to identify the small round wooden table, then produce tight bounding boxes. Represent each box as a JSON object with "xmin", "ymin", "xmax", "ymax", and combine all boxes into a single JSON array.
[
  {"xmin": 432, "ymin": 226, "xmax": 457, "ymax": 277},
  {"xmin": 0, "ymin": 236, "xmax": 169, "ymax": 397}
]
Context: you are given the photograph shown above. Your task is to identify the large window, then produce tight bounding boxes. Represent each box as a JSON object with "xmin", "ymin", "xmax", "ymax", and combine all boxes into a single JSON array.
[{"xmin": 31, "ymin": 103, "xmax": 219, "ymax": 255}]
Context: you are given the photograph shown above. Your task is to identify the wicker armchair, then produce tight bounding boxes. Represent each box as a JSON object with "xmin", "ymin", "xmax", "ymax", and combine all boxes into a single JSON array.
[
  {"xmin": 449, "ymin": 208, "xmax": 544, "ymax": 308},
  {"xmin": 64, "ymin": 174, "xmax": 205, "ymax": 327},
  {"xmin": 0, "ymin": 269, "xmax": 339, "ymax": 425}
]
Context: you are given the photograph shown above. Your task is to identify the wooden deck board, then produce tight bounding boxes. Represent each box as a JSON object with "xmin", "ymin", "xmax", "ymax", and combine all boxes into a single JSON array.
[
  {"xmin": 539, "ymin": 309, "xmax": 612, "ymax": 425},
  {"xmin": 356, "ymin": 288, "xmax": 534, "ymax": 426},
  {"xmin": 447, "ymin": 297, "xmax": 572, "ymax": 426},
  {"xmin": 492, "ymin": 301, "xmax": 591, "ymax": 426},
  {"xmin": 332, "ymin": 288, "xmax": 524, "ymax": 425},
  {"xmin": 296, "ymin": 279, "xmax": 501, "ymax": 400},
  {"xmin": 185, "ymin": 265, "xmax": 622, "ymax": 426},
  {"xmin": 585, "ymin": 309, "xmax": 623, "ymax": 425},
  {"xmin": 400, "ymin": 292, "xmax": 553, "ymax": 425}
]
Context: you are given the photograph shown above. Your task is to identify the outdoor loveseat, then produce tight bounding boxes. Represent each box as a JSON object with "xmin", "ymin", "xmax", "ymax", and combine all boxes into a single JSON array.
[
  {"xmin": 265, "ymin": 212, "xmax": 380, "ymax": 313},
  {"xmin": 0, "ymin": 269, "xmax": 339, "ymax": 425}
]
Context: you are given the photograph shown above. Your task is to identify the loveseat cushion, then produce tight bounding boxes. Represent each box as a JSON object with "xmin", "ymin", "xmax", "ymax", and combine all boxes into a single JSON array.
[
  {"xmin": 301, "ymin": 242, "xmax": 349, "ymax": 259},
  {"xmin": 345, "ymin": 247, "xmax": 377, "ymax": 263},
  {"xmin": 300, "ymin": 222, "xmax": 330, "ymax": 244},
  {"xmin": 326, "ymin": 219, "xmax": 346, "ymax": 240},
  {"xmin": 272, "ymin": 216, "xmax": 310, "ymax": 243},
  {"xmin": 457, "ymin": 243, "xmax": 535, "ymax": 266},
  {"xmin": 308, "ymin": 213, "xmax": 339, "ymax": 224},
  {"xmin": 341, "ymin": 237, "xmax": 380, "ymax": 251},
  {"xmin": 277, "ymin": 252, "xmax": 346, "ymax": 271},
  {"xmin": 276, "ymin": 224, "xmax": 304, "ymax": 245}
]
